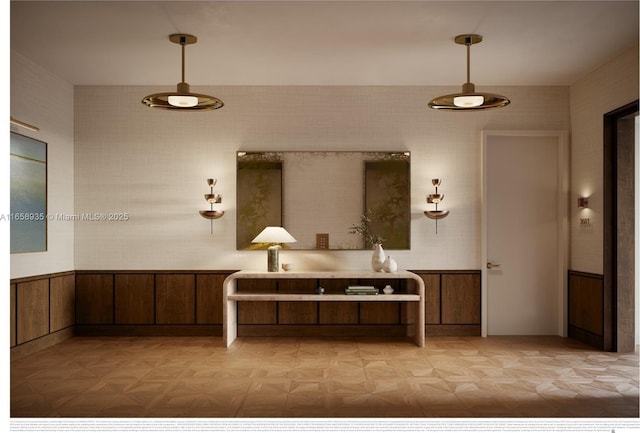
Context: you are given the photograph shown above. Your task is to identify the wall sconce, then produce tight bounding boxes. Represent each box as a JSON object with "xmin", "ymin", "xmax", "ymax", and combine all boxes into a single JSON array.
[
  {"xmin": 424, "ymin": 179, "xmax": 450, "ymax": 233},
  {"xmin": 199, "ymin": 178, "xmax": 224, "ymax": 233},
  {"xmin": 578, "ymin": 197, "xmax": 589, "ymax": 208},
  {"xmin": 10, "ymin": 117, "xmax": 40, "ymax": 132}
]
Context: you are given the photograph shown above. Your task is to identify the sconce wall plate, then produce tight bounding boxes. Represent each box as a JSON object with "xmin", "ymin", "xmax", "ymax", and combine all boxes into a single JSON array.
[{"xmin": 578, "ymin": 197, "xmax": 589, "ymax": 208}]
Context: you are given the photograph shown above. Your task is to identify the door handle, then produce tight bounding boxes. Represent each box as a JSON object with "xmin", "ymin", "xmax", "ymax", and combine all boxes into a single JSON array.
[{"xmin": 487, "ymin": 262, "xmax": 501, "ymax": 269}]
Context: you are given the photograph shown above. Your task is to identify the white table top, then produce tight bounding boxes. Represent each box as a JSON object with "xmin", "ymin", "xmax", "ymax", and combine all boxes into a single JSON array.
[{"xmin": 227, "ymin": 270, "xmax": 421, "ymax": 279}]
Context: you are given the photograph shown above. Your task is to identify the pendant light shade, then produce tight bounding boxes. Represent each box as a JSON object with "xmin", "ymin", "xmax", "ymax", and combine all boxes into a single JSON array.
[
  {"xmin": 142, "ymin": 34, "xmax": 223, "ymax": 111},
  {"xmin": 428, "ymin": 34, "xmax": 509, "ymax": 111}
]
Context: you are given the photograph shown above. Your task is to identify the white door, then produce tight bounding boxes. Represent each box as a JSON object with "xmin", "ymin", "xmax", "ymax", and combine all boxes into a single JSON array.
[{"xmin": 481, "ymin": 131, "xmax": 568, "ymax": 336}]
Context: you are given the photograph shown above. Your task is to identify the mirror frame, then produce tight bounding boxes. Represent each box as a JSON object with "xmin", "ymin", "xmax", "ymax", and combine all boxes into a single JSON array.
[{"xmin": 236, "ymin": 151, "xmax": 410, "ymax": 250}]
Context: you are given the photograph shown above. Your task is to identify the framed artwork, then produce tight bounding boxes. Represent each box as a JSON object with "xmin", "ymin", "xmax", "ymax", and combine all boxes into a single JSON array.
[{"xmin": 10, "ymin": 132, "xmax": 47, "ymax": 253}]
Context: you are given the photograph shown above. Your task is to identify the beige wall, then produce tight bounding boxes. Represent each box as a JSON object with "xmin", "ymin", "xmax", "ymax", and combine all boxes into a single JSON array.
[
  {"xmin": 10, "ymin": 52, "xmax": 75, "ymax": 279},
  {"xmin": 569, "ymin": 45, "xmax": 639, "ymax": 274},
  {"xmin": 72, "ymin": 85, "xmax": 569, "ymax": 272}
]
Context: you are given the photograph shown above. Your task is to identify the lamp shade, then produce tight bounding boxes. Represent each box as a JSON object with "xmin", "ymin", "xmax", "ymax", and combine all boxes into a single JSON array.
[{"xmin": 252, "ymin": 227, "xmax": 297, "ymax": 244}]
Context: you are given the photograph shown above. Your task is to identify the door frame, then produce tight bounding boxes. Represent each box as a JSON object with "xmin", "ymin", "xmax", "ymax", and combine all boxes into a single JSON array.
[
  {"xmin": 481, "ymin": 130, "xmax": 570, "ymax": 337},
  {"xmin": 603, "ymin": 100, "xmax": 638, "ymax": 352}
]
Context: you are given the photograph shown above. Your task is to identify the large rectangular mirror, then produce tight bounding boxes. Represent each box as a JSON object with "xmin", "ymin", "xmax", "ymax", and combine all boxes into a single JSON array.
[{"xmin": 237, "ymin": 151, "xmax": 410, "ymax": 250}]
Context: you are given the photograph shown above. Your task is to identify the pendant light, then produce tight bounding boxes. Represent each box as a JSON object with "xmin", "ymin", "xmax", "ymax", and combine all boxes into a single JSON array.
[
  {"xmin": 142, "ymin": 34, "xmax": 223, "ymax": 111},
  {"xmin": 428, "ymin": 34, "xmax": 509, "ymax": 111}
]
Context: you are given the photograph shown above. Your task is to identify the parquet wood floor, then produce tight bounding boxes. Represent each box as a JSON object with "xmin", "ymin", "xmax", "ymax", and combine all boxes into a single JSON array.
[{"xmin": 10, "ymin": 336, "xmax": 639, "ymax": 418}]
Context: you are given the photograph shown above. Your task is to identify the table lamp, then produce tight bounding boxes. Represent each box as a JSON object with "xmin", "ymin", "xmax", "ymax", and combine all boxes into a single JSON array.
[{"xmin": 252, "ymin": 226, "xmax": 297, "ymax": 272}]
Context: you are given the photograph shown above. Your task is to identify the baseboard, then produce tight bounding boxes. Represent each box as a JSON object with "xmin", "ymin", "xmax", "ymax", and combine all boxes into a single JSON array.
[
  {"xmin": 10, "ymin": 327, "xmax": 75, "ymax": 361},
  {"xmin": 237, "ymin": 324, "xmax": 411, "ymax": 338},
  {"xmin": 74, "ymin": 324, "xmax": 222, "ymax": 337},
  {"xmin": 426, "ymin": 324, "xmax": 481, "ymax": 336}
]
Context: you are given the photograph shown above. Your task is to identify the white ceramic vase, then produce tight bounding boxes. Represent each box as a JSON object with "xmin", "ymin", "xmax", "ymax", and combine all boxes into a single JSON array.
[
  {"xmin": 371, "ymin": 243, "xmax": 385, "ymax": 272},
  {"xmin": 383, "ymin": 255, "xmax": 398, "ymax": 273}
]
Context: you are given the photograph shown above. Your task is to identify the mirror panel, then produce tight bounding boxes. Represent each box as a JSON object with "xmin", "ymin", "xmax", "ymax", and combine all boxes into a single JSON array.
[
  {"xmin": 236, "ymin": 158, "xmax": 282, "ymax": 249},
  {"xmin": 236, "ymin": 151, "xmax": 410, "ymax": 250}
]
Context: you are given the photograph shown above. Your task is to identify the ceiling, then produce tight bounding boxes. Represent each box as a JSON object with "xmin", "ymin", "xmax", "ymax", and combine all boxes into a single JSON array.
[{"xmin": 10, "ymin": 1, "xmax": 640, "ymax": 87}]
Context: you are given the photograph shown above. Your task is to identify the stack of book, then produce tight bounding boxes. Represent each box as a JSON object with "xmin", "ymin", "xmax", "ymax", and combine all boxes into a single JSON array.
[{"xmin": 345, "ymin": 285, "xmax": 379, "ymax": 295}]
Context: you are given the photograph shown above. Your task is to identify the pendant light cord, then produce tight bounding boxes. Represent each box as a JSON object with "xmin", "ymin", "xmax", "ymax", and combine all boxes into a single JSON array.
[
  {"xmin": 180, "ymin": 36, "xmax": 187, "ymax": 83},
  {"xmin": 465, "ymin": 37, "xmax": 471, "ymax": 84}
]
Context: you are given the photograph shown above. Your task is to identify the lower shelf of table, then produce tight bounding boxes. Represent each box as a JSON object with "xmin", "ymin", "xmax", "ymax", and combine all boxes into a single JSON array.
[{"xmin": 227, "ymin": 293, "xmax": 420, "ymax": 302}]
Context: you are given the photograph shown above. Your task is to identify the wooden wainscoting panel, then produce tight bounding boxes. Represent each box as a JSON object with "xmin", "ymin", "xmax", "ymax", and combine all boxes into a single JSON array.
[
  {"xmin": 155, "ymin": 274, "xmax": 196, "ymax": 324},
  {"xmin": 196, "ymin": 273, "xmax": 227, "ymax": 325},
  {"xmin": 417, "ymin": 273, "xmax": 441, "ymax": 324},
  {"xmin": 237, "ymin": 279, "xmax": 277, "ymax": 324},
  {"xmin": 115, "ymin": 274, "xmax": 155, "ymax": 324},
  {"xmin": 318, "ymin": 303, "xmax": 359, "ymax": 325},
  {"xmin": 318, "ymin": 278, "xmax": 359, "ymax": 325},
  {"xmin": 10, "ymin": 283, "xmax": 16, "ymax": 347},
  {"xmin": 358, "ymin": 278, "xmax": 402, "ymax": 325},
  {"xmin": 49, "ymin": 274, "xmax": 75, "ymax": 332},
  {"xmin": 277, "ymin": 279, "xmax": 317, "ymax": 294},
  {"xmin": 75, "ymin": 274, "xmax": 114, "ymax": 324},
  {"xmin": 278, "ymin": 302, "xmax": 318, "ymax": 324},
  {"xmin": 277, "ymin": 279, "xmax": 318, "ymax": 324},
  {"xmin": 568, "ymin": 271, "xmax": 604, "ymax": 337},
  {"xmin": 359, "ymin": 302, "xmax": 401, "ymax": 325},
  {"xmin": 17, "ymin": 279, "xmax": 50, "ymax": 344},
  {"xmin": 441, "ymin": 273, "xmax": 481, "ymax": 325}
]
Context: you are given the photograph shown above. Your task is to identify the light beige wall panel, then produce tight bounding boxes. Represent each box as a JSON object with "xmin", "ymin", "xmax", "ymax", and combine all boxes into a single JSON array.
[
  {"xmin": 74, "ymin": 85, "xmax": 569, "ymax": 271},
  {"xmin": 10, "ymin": 52, "xmax": 75, "ymax": 279},
  {"xmin": 570, "ymin": 46, "xmax": 639, "ymax": 274}
]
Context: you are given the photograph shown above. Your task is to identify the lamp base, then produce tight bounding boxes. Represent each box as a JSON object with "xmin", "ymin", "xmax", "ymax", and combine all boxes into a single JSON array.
[{"xmin": 267, "ymin": 245, "xmax": 281, "ymax": 272}]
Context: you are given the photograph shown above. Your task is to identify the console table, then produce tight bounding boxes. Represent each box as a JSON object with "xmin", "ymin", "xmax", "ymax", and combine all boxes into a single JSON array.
[{"xmin": 222, "ymin": 270, "xmax": 425, "ymax": 347}]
